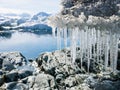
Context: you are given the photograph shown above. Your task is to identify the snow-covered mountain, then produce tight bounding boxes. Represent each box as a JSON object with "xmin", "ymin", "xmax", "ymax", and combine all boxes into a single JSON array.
[
  {"xmin": 17, "ymin": 12, "xmax": 51, "ymax": 31},
  {"xmin": 31, "ymin": 12, "xmax": 50, "ymax": 23},
  {"xmin": 0, "ymin": 13, "xmax": 30, "ymax": 30},
  {"xmin": 0, "ymin": 12, "xmax": 51, "ymax": 31}
]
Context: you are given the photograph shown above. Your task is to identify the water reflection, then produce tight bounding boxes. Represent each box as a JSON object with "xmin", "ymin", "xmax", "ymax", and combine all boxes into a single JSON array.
[
  {"xmin": 19, "ymin": 29, "xmax": 52, "ymax": 35},
  {"xmin": 0, "ymin": 30, "xmax": 57, "ymax": 59},
  {"xmin": 0, "ymin": 31, "xmax": 12, "ymax": 39}
]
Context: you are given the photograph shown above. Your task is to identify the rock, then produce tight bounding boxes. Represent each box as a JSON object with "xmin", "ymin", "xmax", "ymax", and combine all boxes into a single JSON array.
[
  {"xmin": 55, "ymin": 74, "xmax": 65, "ymax": 84},
  {"xmin": 117, "ymin": 59, "xmax": 120, "ymax": 70},
  {"xmin": 0, "ymin": 58, "xmax": 3, "ymax": 69},
  {"xmin": 36, "ymin": 50, "xmax": 81, "ymax": 76},
  {"xmin": 18, "ymin": 70, "xmax": 33, "ymax": 79},
  {"xmin": 5, "ymin": 71, "xmax": 18, "ymax": 83},
  {"xmin": 55, "ymin": 64, "xmax": 80, "ymax": 77},
  {"xmin": 27, "ymin": 76, "xmax": 35, "ymax": 88},
  {"xmin": 0, "ymin": 52, "xmax": 27, "ymax": 68},
  {"xmin": 66, "ymin": 84, "xmax": 91, "ymax": 90},
  {"xmin": 20, "ymin": 77, "xmax": 28, "ymax": 84},
  {"xmin": 61, "ymin": 0, "xmax": 120, "ymax": 17},
  {"xmin": 76, "ymin": 58, "xmax": 101, "ymax": 73},
  {"xmin": 0, "ymin": 77, "xmax": 4, "ymax": 86},
  {"xmin": 113, "ymin": 80, "xmax": 120, "ymax": 90},
  {"xmin": 117, "ymin": 50, "xmax": 120, "ymax": 70},
  {"xmin": 0, "ymin": 70, "xmax": 3, "ymax": 76},
  {"xmin": 61, "ymin": 0, "xmax": 74, "ymax": 8},
  {"xmin": 6, "ymin": 82, "xmax": 17, "ymax": 90},
  {"xmin": 2, "ymin": 59, "xmax": 15, "ymax": 71},
  {"xmin": 6, "ymin": 82, "xmax": 28, "ymax": 90},
  {"xmin": 84, "ymin": 76, "xmax": 98, "ymax": 88},
  {"xmin": 32, "ymin": 73, "xmax": 56, "ymax": 89},
  {"xmin": 65, "ymin": 74, "xmax": 83, "ymax": 87},
  {"xmin": 94, "ymin": 80, "xmax": 116, "ymax": 90}
]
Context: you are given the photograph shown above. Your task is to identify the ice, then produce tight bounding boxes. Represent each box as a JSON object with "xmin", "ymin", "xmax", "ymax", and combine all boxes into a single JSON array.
[
  {"xmin": 104, "ymin": 31, "xmax": 109, "ymax": 70},
  {"xmin": 63, "ymin": 27, "xmax": 68, "ymax": 48},
  {"xmin": 56, "ymin": 28, "xmax": 61, "ymax": 50},
  {"xmin": 50, "ymin": 14, "xmax": 120, "ymax": 73}
]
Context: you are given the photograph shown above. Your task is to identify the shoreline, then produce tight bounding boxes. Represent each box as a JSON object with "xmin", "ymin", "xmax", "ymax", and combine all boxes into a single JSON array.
[{"xmin": 0, "ymin": 49, "xmax": 120, "ymax": 90}]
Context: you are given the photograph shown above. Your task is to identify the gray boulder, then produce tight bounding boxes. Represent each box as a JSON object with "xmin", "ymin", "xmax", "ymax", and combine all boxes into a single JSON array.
[
  {"xmin": 18, "ymin": 70, "xmax": 33, "ymax": 79},
  {"xmin": 5, "ymin": 71, "xmax": 18, "ymax": 83},
  {"xmin": 2, "ymin": 59, "xmax": 15, "ymax": 71},
  {"xmin": 28, "ymin": 73, "xmax": 56, "ymax": 90},
  {"xmin": 36, "ymin": 50, "xmax": 81, "ymax": 76},
  {"xmin": 6, "ymin": 82, "xmax": 29, "ymax": 90},
  {"xmin": 0, "ymin": 76, "xmax": 4, "ymax": 86},
  {"xmin": 94, "ymin": 80, "xmax": 116, "ymax": 90},
  {"xmin": 0, "ymin": 52, "xmax": 27, "ymax": 68}
]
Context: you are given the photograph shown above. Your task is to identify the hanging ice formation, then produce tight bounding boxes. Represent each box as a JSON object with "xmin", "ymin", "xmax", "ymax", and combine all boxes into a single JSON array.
[{"xmin": 48, "ymin": 13, "xmax": 120, "ymax": 73}]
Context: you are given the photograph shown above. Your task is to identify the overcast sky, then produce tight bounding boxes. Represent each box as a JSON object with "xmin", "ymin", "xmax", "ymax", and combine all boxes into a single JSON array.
[{"xmin": 0, "ymin": 0, "xmax": 61, "ymax": 14}]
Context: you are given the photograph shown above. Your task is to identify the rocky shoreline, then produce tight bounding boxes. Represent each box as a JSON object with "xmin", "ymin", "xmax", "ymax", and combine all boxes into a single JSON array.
[{"xmin": 0, "ymin": 49, "xmax": 120, "ymax": 90}]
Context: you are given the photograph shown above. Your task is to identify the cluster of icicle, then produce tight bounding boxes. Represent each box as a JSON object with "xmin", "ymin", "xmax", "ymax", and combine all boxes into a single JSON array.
[{"xmin": 48, "ymin": 13, "xmax": 120, "ymax": 73}]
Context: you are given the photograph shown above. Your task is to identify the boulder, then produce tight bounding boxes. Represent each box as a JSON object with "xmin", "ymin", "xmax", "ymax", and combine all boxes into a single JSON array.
[
  {"xmin": 6, "ymin": 82, "xmax": 28, "ymax": 90},
  {"xmin": 64, "ymin": 74, "xmax": 83, "ymax": 87},
  {"xmin": 94, "ymin": 80, "xmax": 116, "ymax": 90},
  {"xmin": 29, "ymin": 73, "xmax": 56, "ymax": 90},
  {"xmin": 36, "ymin": 50, "xmax": 81, "ymax": 76},
  {"xmin": 0, "ymin": 52, "xmax": 27, "ymax": 68},
  {"xmin": 66, "ymin": 84, "xmax": 91, "ymax": 90},
  {"xmin": 18, "ymin": 70, "xmax": 33, "ymax": 79},
  {"xmin": 2, "ymin": 59, "xmax": 15, "ymax": 71},
  {"xmin": 5, "ymin": 71, "xmax": 18, "ymax": 83},
  {"xmin": 0, "ymin": 77, "xmax": 4, "ymax": 86}
]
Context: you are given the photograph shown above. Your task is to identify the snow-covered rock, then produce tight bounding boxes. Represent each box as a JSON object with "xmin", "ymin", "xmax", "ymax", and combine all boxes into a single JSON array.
[
  {"xmin": 61, "ymin": 0, "xmax": 120, "ymax": 17},
  {"xmin": 0, "ymin": 52, "xmax": 27, "ymax": 69}
]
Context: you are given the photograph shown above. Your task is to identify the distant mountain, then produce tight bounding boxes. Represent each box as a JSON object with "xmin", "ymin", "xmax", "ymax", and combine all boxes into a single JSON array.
[
  {"xmin": 31, "ymin": 12, "xmax": 51, "ymax": 21},
  {"xmin": 33, "ymin": 12, "xmax": 50, "ymax": 17},
  {"xmin": 19, "ymin": 13, "xmax": 31, "ymax": 18},
  {"xmin": 17, "ymin": 12, "xmax": 51, "ymax": 31},
  {"xmin": 0, "ymin": 12, "xmax": 30, "ymax": 30},
  {"xmin": 0, "ymin": 12, "xmax": 52, "ymax": 31}
]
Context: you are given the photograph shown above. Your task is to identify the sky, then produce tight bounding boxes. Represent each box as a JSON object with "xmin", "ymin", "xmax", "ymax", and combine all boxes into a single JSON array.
[{"xmin": 0, "ymin": 0, "xmax": 61, "ymax": 15}]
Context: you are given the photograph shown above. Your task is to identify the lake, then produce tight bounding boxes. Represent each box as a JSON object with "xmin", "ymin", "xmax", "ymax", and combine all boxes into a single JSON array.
[{"xmin": 0, "ymin": 30, "xmax": 66, "ymax": 59}]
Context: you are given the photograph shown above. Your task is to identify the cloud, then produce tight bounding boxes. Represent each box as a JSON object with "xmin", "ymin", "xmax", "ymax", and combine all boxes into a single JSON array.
[
  {"xmin": 0, "ymin": 0, "xmax": 61, "ymax": 14},
  {"xmin": 0, "ymin": 7, "xmax": 31, "ymax": 14}
]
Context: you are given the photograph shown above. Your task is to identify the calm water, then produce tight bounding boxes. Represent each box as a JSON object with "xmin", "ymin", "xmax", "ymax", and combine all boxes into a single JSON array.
[{"xmin": 0, "ymin": 31, "xmax": 65, "ymax": 59}]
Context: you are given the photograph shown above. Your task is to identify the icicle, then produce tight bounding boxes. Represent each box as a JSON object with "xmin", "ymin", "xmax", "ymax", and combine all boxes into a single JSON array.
[
  {"xmin": 113, "ymin": 33, "xmax": 119, "ymax": 73},
  {"xmin": 87, "ymin": 28, "xmax": 90, "ymax": 72},
  {"xmin": 99, "ymin": 30, "xmax": 102, "ymax": 62},
  {"xmin": 104, "ymin": 31, "xmax": 109, "ymax": 71},
  {"xmin": 80, "ymin": 30, "xmax": 84, "ymax": 69},
  {"xmin": 92, "ymin": 28, "xmax": 96, "ymax": 61},
  {"xmin": 52, "ymin": 27, "xmax": 56, "ymax": 38},
  {"xmin": 63, "ymin": 27, "xmax": 68, "ymax": 48},
  {"xmin": 57, "ymin": 28, "xmax": 61, "ymax": 50},
  {"xmin": 53, "ymin": 15, "xmax": 120, "ymax": 74},
  {"xmin": 96, "ymin": 30, "xmax": 100, "ymax": 63},
  {"xmin": 110, "ymin": 30, "xmax": 114, "ymax": 71},
  {"xmin": 63, "ymin": 27, "xmax": 69, "ymax": 64},
  {"xmin": 70, "ymin": 28, "xmax": 77, "ymax": 63}
]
